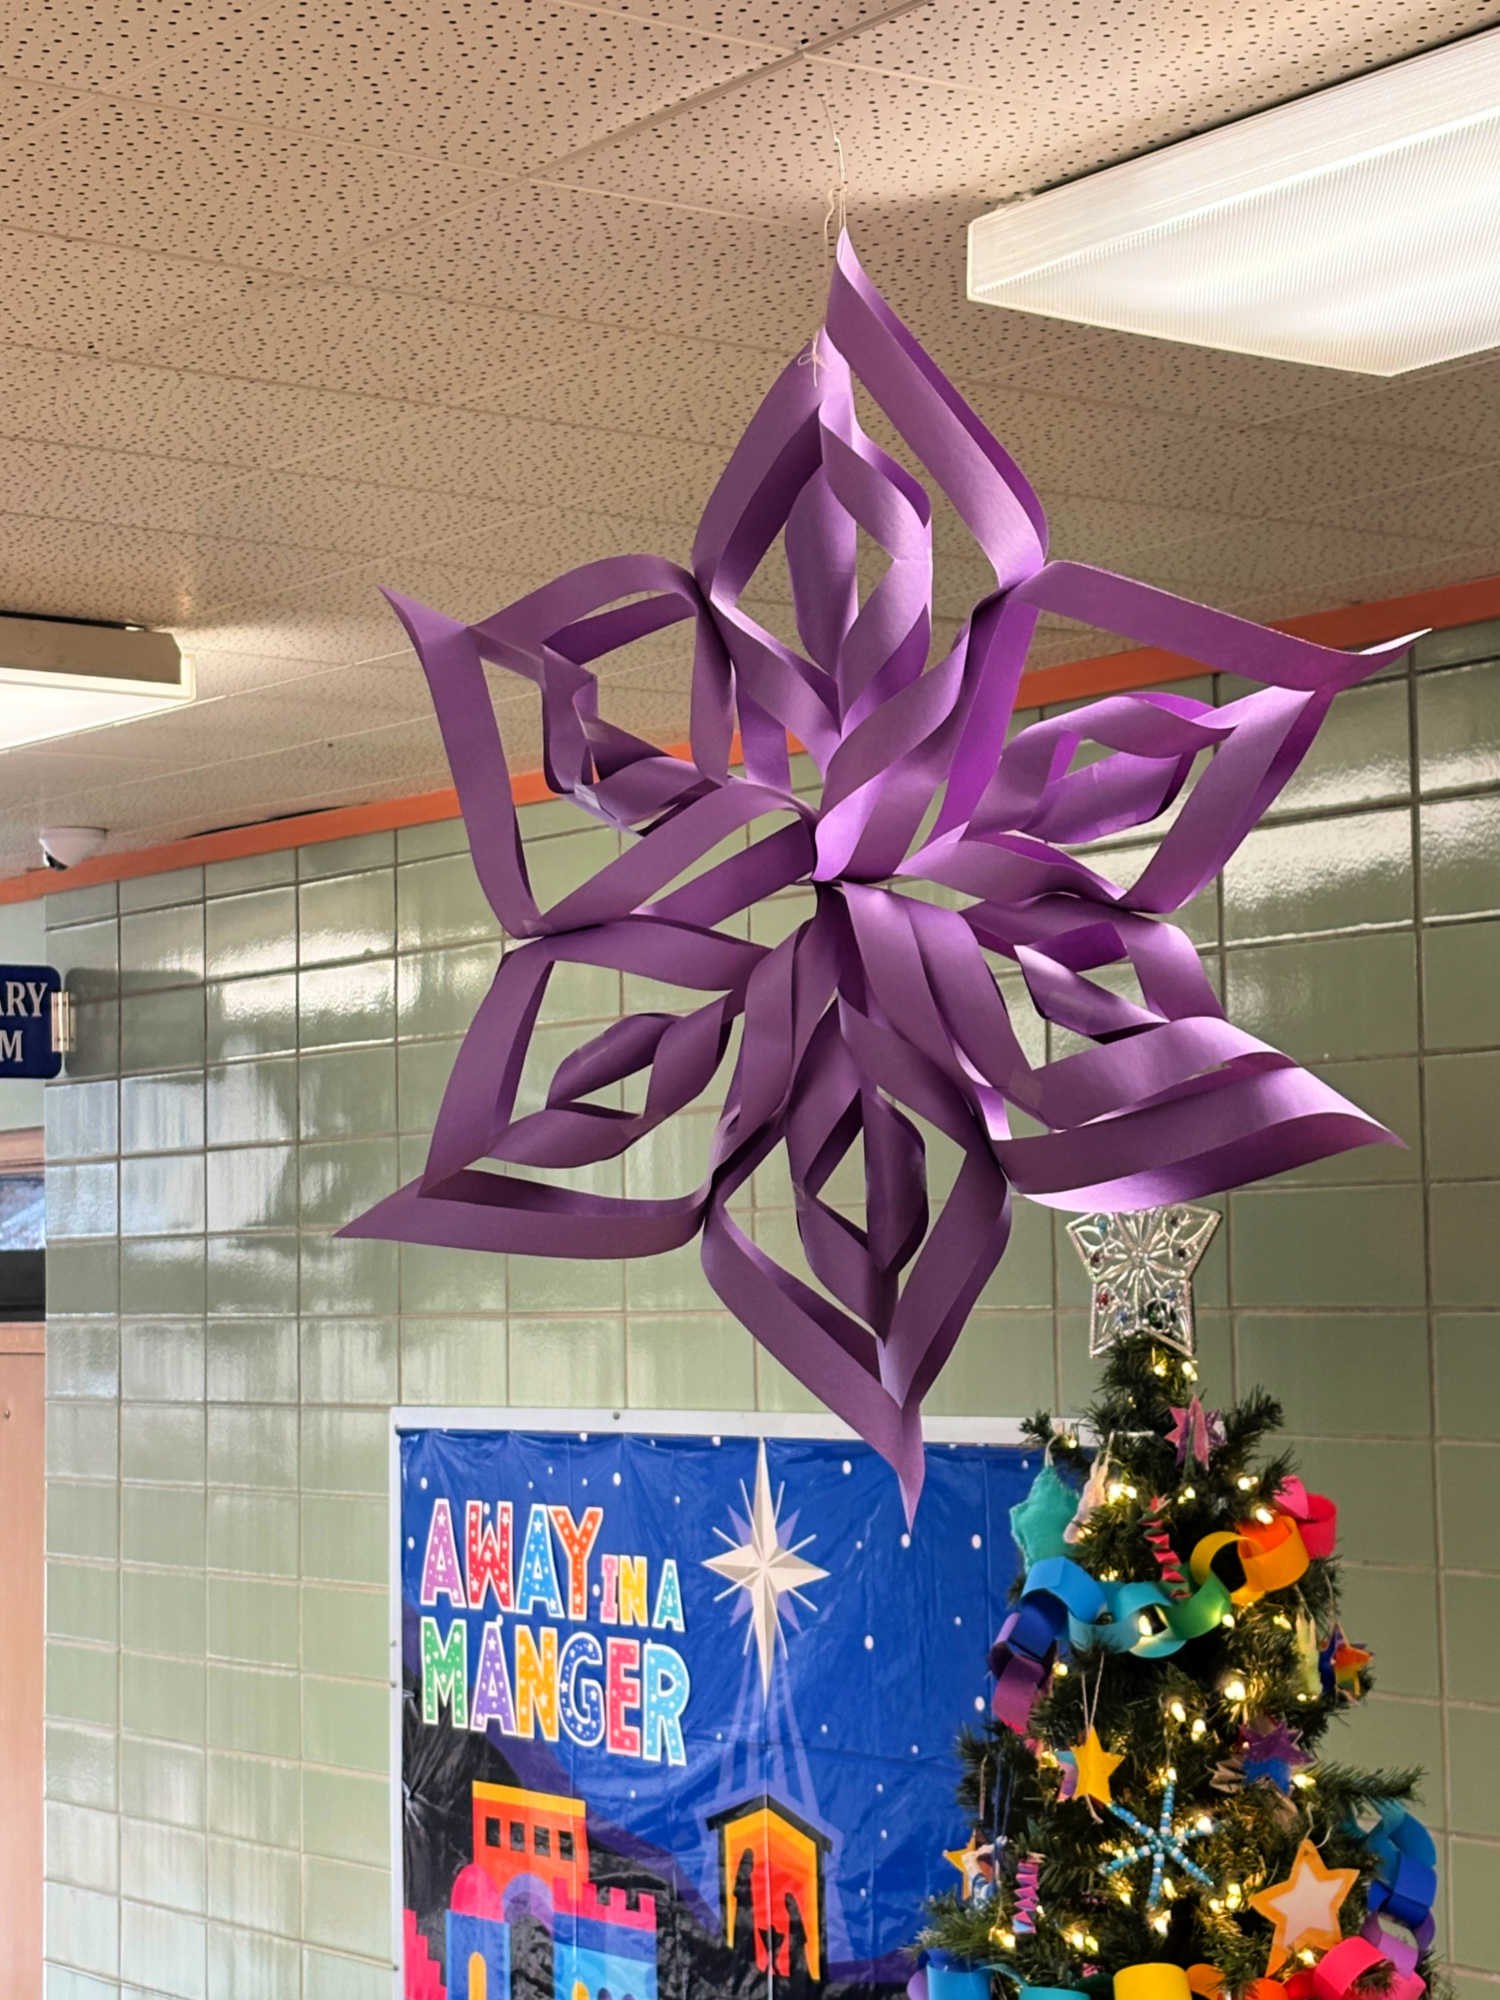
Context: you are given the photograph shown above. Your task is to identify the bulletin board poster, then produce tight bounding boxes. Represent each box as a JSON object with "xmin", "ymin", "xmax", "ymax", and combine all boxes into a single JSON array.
[{"xmin": 395, "ymin": 1417, "xmax": 1030, "ymax": 2000}]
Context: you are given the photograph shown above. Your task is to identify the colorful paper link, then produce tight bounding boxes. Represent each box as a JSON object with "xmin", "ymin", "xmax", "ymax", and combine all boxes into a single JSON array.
[
  {"xmin": 1358, "ymin": 1800, "xmax": 1439, "ymax": 1942},
  {"xmin": 1285, "ymin": 1934, "xmax": 1425, "ymax": 2000},
  {"xmin": 990, "ymin": 1491, "xmax": 1336, "ymax": 1728},
  {"xmin": 341, "ymin": 230, "xmax": 1410, "ymax": 1514}
]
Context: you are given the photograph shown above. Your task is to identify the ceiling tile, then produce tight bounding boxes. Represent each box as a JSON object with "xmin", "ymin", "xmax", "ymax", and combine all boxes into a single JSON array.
[
  {"xmin": 1145, "ymin": 517, "xmax": 1457, "ymax": 599},
  {"xmin": 813, "ymin": 0, "xmax": 1500, "ymax": 185},
  {"xmin": 0, "ymin": 232, "xmax": 268, "ymax": 361},
  {"xmin": 0, "ymin": 512, "xmax": 350, "ymax": 625},
  {"xmin": 0, "ymin": 93, "xmax": 496, "ymax": 275},
  {"xmin": 332, "ymin": 181, "xmax": 836, "ymax": 348},
  {"xmin": 1256, "ymin": 352, "xmax": 1500, "ymax": 458},
  {"xmin": 0, "ymin": 344, "xmax": 388, "ymax": 469},
  {"xmin": 3, "ymin": 0, "xmax": 1499, "ymax": 870},
  {"xmin": 0, "ymin": 0, "xmax": 788, "ymax": 173},
  {"xmin": 591, "ymin": 0, "xmax": 890, "ymax": 43}
]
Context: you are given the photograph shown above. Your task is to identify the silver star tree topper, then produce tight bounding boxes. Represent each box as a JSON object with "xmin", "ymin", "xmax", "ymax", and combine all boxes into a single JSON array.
[{"xmin": 1066, "ymin": 1204, "xmax": 1221, "ymax": 1359}]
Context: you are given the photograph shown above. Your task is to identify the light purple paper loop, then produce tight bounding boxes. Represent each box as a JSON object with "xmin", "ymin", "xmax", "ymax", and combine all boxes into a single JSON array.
[{"xmin": 342, "ymin": 233, "xmax": 1412, "ymax": 1517}]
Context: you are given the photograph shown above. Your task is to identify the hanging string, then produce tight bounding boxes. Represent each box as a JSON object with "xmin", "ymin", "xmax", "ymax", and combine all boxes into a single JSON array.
[
  {"xmin": 821, "ymin": 98, "xmax": 849, "ymax": 258},
  {"xmin": 1076, "ymin": 1657, "xmax": 1107, "ymax": 1824},
  {"xmin": 800, "ymin": 100, "xmax": 849, "ymax": 385}
]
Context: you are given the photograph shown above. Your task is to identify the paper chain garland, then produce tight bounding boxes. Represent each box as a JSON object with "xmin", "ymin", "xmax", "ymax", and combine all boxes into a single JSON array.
[
  {"xmin": 343, "ymin": 232, "xmax": 1412, "ymax": 1513},
  {"xmin": 989, "ymin": 1479, "xmax": 1337, "ymax": 1730}
]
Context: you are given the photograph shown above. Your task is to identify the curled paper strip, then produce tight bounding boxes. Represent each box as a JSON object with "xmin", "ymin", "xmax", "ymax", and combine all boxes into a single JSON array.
[{"xmin": 342, "ymin": 231, "xmax": 1409, "ymax": 1514}]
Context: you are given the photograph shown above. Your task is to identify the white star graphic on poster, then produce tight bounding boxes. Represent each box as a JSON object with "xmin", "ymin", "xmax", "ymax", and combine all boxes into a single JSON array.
[{"xmin": 704, "ymin": 1439, "xmax": 828, "ymax": 1696}]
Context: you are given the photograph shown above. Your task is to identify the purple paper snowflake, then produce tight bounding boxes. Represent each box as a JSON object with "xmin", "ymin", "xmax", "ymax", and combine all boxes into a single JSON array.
[{"xmin": 342, "ymin": 235, "xmax": 1407, "ymax": 1514}]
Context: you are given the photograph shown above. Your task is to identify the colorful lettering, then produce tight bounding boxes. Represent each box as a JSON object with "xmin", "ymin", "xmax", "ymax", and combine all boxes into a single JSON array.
[
  {"xmin": 514, "ymin": 1623, "xmax": 560, "ymax": 1741},
  {"xmin": 420, "ymin": 1499, "xmax": 466, "ymax": 1608},
  {"xmin": 605, "ymin": 1637, "xmax": 642, "ymax": 1756},
  {"xmin": 600, "ymin": 1552, "xmax": 619, "ymax": 1624},
  {"xmin": 470, "ymin": 1618, "xmax": 517, "ymax": 1734},
  {"xmin": 420, "ymin": 1615, "xmax": 468, "ymax": 1727},
  {"xmin": 465, "ymin": 1500, "xmax": 514, "ymax": 1612},
  {"xmin": 618, "ymin": 1554, "xmax": 649, "ymax": 1628},
  {"xmin": 558, "ymin": 1631, "xmax": 605, "ymax": 1749},
  {"xmin": 548, "ymin": 1504, "xmax": 604, "ymax": 1620},
  {"xmin": 514, "ymin": 1503, "xmax": 564, "ymax": 1618},
  {"xmin": 652, "ymin": 1558, "xmax": 685, "ymax": 1632},
  {"xmin": 641, "ymin": 1642, "xmax": 691, "ymax": 1766}
]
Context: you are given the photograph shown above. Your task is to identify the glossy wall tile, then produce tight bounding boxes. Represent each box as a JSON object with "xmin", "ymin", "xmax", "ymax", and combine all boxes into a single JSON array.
[{"xmin": 41, "ymin": 623, "xmax": 1500, "ymax": 1991}]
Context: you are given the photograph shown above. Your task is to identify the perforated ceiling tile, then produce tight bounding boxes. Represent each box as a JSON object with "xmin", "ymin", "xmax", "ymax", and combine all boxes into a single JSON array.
[
  {"xmin": 540, "ymin": 58, "xmax": 1015, "ymax": 215},
  {"xmin": 821, "ymin": 0, "xmax": 1500, "ymax": 182},
  {"xmin": 298, "ymin": 404, "xmax": 734, "ymax": 526},
  {"xmin": 334, "ymin": 183, "xmax": 838, "ymax": 349},
  {"xmin": 965, "ymin": 313, "xmax": 1378, "ymax": 427},
  {"xmin": 4, "ymin": 0, "xmax": 1500, "ymax": 865},
  {"xmin": 0, "ymin": 93, "xmax": 496, "ymax": 275},
  {"xmin": 184, "ymin": 470, "xmax": 521, "ymax": 562},
  {"xmin": 2, "ymin": 439, "xmax": 229, "ymax": 536},
  {"xmin": 68, "ymin": 668, "xmax": 439, "ymax": 779},
  {"xmin": 0, "ymin": 512, "xmax": 351, "ymax": 626},
  {"xmin": 0, "ymin": 231, "xmax": 268, "ymax": 361},
  {"xmin": 1259, "ymin": 351, "xmax": 1500, "ymax": 457},
  {"xmin": 1308, "ymin": 461, "xmax": 1500, "ymax": 546},
  {"xmin": 0, "ymin": 345, "xmax": 387, "ymax": 469},
  {"xmin": 111, "ymin": 280, "xmax": 578, "ymax": 412},
  {"xmin": 0, "ymin": 745, "xmax": 182, "ymax": 792},
  {"xmin": 1, "ymin": 0, "xmax": 784, "ymax": 173},
  {"xmin": 1145, "ymin": 516, "xmax": 1458, "ymax": 599},
  {"xmin": 595, "ymin": 0, "xmax": 893, "ymax": 44}
]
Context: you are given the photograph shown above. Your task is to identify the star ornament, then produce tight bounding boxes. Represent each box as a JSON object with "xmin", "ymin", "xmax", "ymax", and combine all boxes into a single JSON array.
[
  {"xmin": 1240, "ymin": 1718, "xmax": 1311, "ymax": 1794},
  {"xmin": 1067, "ymin": 1206, "xmax": 1222, "ymax": 1359},
  {"xmin": 1250, "ymin": 1838, "xmax": 1358, "ymax": 1973},
  {"xmin": 1058, "ymin": 1728, "xmax": 1124, "ymax": 1806},
  {"xmin": 945, "ymin": 1833, "xmax": 996, "ymax": 1900},
  {"xmin": 341, "ymin": 233, "xmax": 1406, "ymax": 1515},
  {"xmin": 703, "ymin": 1440, "xmax": 828, "ymax": 1696},
  {"xmin": 1167, "ymin": 1394, "xmax": 1225, "ymax": 1468}
]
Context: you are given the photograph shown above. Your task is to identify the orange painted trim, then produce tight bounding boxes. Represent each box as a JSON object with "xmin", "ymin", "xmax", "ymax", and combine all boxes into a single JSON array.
[{"xmin": 3, "ymin": 571, "xmax": 1496, "ymax": 908}]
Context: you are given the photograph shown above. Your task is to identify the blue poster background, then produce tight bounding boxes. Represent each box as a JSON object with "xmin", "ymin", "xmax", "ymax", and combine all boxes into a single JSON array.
[{"xmin": 398, "ymin": 1424, "xmax": 1030, "ymax": 1998}]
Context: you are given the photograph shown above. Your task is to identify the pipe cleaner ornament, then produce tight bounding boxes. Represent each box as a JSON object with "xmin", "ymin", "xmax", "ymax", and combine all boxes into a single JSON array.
[{"xmin": 343, "ymin": 233, "xmax": 1410, "ymax": 1515}]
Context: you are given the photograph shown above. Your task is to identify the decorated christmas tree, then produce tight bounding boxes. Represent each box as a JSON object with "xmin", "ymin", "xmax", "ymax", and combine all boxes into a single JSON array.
[{"xmin": 918, "ymin": 1209, "xmax": 1438, "ymax": 2000}]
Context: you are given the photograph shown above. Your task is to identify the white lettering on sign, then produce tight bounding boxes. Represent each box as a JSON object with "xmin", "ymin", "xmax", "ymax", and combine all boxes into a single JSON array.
[
  {"xmin": 0, "ymin": 980, "xmax": 49, "ymax": 1018},
  {"xmin": 0, "ymin": 1029, "xmax": 21, "ymax": 1061}
]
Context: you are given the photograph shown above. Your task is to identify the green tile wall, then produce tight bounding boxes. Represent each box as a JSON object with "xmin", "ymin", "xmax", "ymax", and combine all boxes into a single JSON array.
[{"xmin": 42, "ymin": 628, "xmax": 1500, "ymax": 1992}]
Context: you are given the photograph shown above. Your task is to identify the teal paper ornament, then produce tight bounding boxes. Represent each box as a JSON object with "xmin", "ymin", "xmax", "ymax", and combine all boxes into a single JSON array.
[{"xmin": 1009, "ymin": 1463, "xmax": 1079, "ymax": 1566}]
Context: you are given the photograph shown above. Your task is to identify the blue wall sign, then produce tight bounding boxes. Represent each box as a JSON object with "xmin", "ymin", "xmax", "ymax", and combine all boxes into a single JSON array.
[
  {"xmin": 0, "ymin": 964, "xmax": 62, "ymax": 1080},
  {"xmin": 396, "ymin": 1418, "xmax": 1030, "ymax": 1998}
]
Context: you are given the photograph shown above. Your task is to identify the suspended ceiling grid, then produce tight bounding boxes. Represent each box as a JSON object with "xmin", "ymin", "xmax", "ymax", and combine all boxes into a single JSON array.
[{"xmin": 3, "ymin": 0, "xmax": 1500, "ymax": 876}]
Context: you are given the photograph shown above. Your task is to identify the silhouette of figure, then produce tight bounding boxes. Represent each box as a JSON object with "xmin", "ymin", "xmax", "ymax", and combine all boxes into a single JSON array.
[
  {"xmin": 731, "ymin": 1850, "xmax": 759, "ymax": 1962},
  {"xmin": 778, "ymin": 1891, "xmax": 818, "ymax": 1997}
]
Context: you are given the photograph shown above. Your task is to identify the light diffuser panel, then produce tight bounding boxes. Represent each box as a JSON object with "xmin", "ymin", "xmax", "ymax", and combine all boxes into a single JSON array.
[{"xmin": 968, "ymin": 27, "xmax": 1500, "ymax": 375}]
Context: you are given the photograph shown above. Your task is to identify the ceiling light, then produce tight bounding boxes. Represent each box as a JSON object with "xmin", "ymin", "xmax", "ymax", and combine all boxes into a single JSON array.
[
  {"xmin": 0, "ymin": 615, "xmax": 192, "ymax": 751},
  {"xmin": 968, "ymin": 27, "xmax": 1500, "ymax": 374}
]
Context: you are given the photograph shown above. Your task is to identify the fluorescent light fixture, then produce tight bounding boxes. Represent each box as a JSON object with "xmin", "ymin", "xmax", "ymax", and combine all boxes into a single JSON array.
[
  {"xmin": 968, "ymin": 26, "xmax": 1500, "ymax": 375},
  {"xmin": 0, "ymin": 615, "xmax": 193, "ymax": 750}
]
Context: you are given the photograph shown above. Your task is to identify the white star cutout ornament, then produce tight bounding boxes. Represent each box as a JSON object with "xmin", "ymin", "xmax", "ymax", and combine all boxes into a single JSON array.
[
  {"xmin": 704, "ymin": 1439, "xmax": 828, "ymax": 1696},
  {"xmin": 1067, "ymin": 1204, "xmax": 1220, "ymax": 1357}
]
